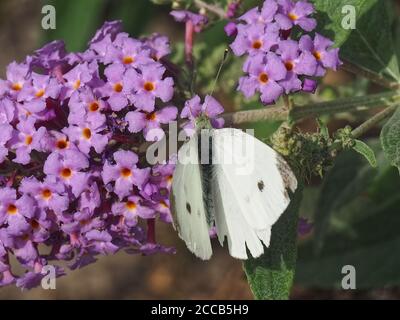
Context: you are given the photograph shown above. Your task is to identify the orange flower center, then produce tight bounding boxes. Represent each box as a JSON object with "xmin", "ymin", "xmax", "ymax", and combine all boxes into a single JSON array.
[
  {"xmin": 123, "ymin": 56, "xmax": 134, "ymax": 64},
  {"xmin": 21, "ymin": 234, "xmax": 30, "ymax": 241},
  {"xmin": 288, "ymin": 12, "xmax": 298, "ymax": 21},
  {"xmin": 113, "ymin": 83, "xmax": 123, "ymax": 93},
  {"xmin": 120, "ymin": 168, "xmax": 132, "ymax": 178},
  {"xmin": 285, "ymin": 61, "xmax": 294, "ymax": 71},
  {"xmin": 25, "ymin": 135, "xmax": 33, "ymax": 145},
  {"xmin": 30, "ymin": 220, "xmax": 40, "ymax": 229},
  {"xmin": 82, "ymin": 128, "xmax": 92, "ymax": 140},
  {"xmin": 146, "ymin": 112, "xmax": 157, "ymax": 121},
  {"xmin": 160, "ymin": 201, "xmax": 168, "ymax": 209},
  {"xmin": 125, "ymin": 201, "xmax": 137, "ymax": 211},
  {"xmin": 11, "ymin": 83, "xmax": 22, "ymax": 91},
  {"xmin": 89, "ymin": 101, "xmax": 99, "ymax": 112},
  {"xmin": 79, "ymin": 219, "xmax": 89, "ymax": 226},
  {"xmin": 35, "ymin": 89, "xmax": 45, "ymax": 98},
  {"xmin": 258, "ymin": 72, "xmax": 269, "ymax": 84},
  {"xmin": 144, "ymin": 82, "xmax": 155, "ymax": 92},
  {"xmin": 252, "ymin": 40, "xmax": 262, "ymax": 50},
  {"xmin": 60, "ymin": 168, "xmax": 72, "ymax": 179},
  {"xmin": 57, "ymin": 139, "xmax": 68, "ymax": 149},
  {"xmin": 313, "ymin": 51, "xmax": 322, "ymax": 60},
  {"xmin": 167, "ymin": 175, "xmax": 173, "ymax": 184},
  {"xmin": 41, "ymin": 189, "xmax": 52, "ymax": 200},
  {"xmin": 7, "ymin": 204, "xmax": 18, "ymax": 215},
  {"xmin": 73, "ymin": 79, "xmax": 81, "ymax": 90}
]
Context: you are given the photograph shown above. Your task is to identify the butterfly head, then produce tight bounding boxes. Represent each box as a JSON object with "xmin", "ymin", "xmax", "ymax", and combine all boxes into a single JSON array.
[{"xmin": 194, "ymin": 114, "xmax": 213, "ymax": 130}]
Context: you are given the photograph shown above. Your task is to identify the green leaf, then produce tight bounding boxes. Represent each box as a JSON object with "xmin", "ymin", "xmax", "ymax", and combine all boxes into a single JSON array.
[
  {"xmin": 41, "ymin": 0, "xmax": 106, "ymax": 51},
  {"xmin": 317, "ymin": 118, "xmax": 330, "ymax": 140},
  {"xmin": 353, "ymin": 139, "xmax": 377, "ymax": 167},
  {"xmin": 313, "ymin": 150, "xmax": 379, "ymax": 252},
  {"xmin": 243, "ymin": 186, "xmax": 303, "ymax": 300},
  {"xmin": 297, "ymin": 191, "xmax": 400, "ymax": 289},
  {"xmin": 297, "ymin": 144, "xmax": 400, "ymax": 288},
  {"xmin": 381, "ymin": 107, "xmax": 400, "ymax": 172},
  {"xmin": 310, "ymin": 0, "xmax": 400, "ymax": 82}
]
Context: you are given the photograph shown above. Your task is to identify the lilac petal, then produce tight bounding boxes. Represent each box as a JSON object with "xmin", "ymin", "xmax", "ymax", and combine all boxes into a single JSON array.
[
  {"xmin": 299, "ymin": 34, "xmax": 314, "ymax": 52},
  {"xmin": 296, "ymin": 17, "xmax": 317, "ymax": 32},
  {"xmin": 296, "ymin": 51, "xmax": 317, "ymax": 76},
  {"xmin": 114, "ymin": 150, "xmax": 138, "ymax": 168},
  {"xmin": 133, "ymin": 92, "xmax": 155, "ymax": 112},
  {"xmin": 260, "ymin": 81, "xmax": 284, "ymax": 104},
  {"xmin": 155, "ymin": 77, "xmax": 174, "ymax": 102},
  {"xmin": 275, "ymin": 13, "xmax": 293, "ymax": 30},
  {"xmin": 265, "ymin": 52, "xmax": 287, "ymax": 81},
  {"xmin": 70, "ymin": 172, "xmax": 89, "ymax": 197},
  {"xmin": 14, "ymin": 147, "xmax": 31, "ymax": 165},
  {"xmin": 279, "ymin": 72, "xmax": 302, "ymax": 93},
  {"xmin": 279, "ymin": 40, "xmax": 299, "ymax": 61},
  {"xmin": 293, "ymin": 1, "xmax": 314, "ymax": 16},
  {"xmin": 321, "ymin": 48, "xmax": 341, "ymax": 70},
  {"xmin": 181, "ymin": 95, "xmax": 202, "ymax": 119},
  {"xmin": 114, "ymin": 178, "xmax": 133, "ymax": 199},
  {"xmin": 14, "ymin": 240, "xmax": 38, "ymax": 263},
  {"xmin": 125, "ymin": 111, "xmax": 146, "ymax": 133},
  {"xmin": 64, "ymin": 150, "xmax": 89, "ymax": 170},
  {"xmin": 156, "ymin": 106, "xmax": 178, "ymax": 123},
  {"xmin": 91, "ymin": 134, "xmax": 109, "ymax": 154},
  {"xmin": 314, "ymin": 33, "xmax": 334, "ymax": 52},
  {"xmin": 238, "ymin": 76, "xmax": 258, "ymax": 98},
  {"xmin": 49, "ymin": 194, "xmax": 69, "ymax": 213},
  {"xmin": 131, "ymin": 167, "xmax": 150, "ymax": 188},
  {"xmin": 302, "ymin": 78, "xmax": 318, "ymax": 93},
  {"xmin": 210, "ymin": 117, "xmax": 225, "ymax": 129},
  {"xmin": 261, "ymin": 0, "xmax": 278, "ymax": 22},
  {"xmin": 44, "ymin": 153, "xmax": 62, "ymax": 176},
  {"xmin": 17, "ymin": 195, "xmax": 36, "ymax": 218},
  {"xmin": 102, "ymin": 162, "xmax": 120, "ymax": 184},
  {"xmin": 108, "ymin": 94, "xmax": 128, "ymax": 111},
  {"xmin": 230, "ymin": 34, "xmax": 247, "ymax": 56},
  {"xmin": 238, "ymin": 7, "xmax": 260, "ymax": 24},
  {"xmin": 203, "ymin": 96, "xmax": 224, "ymax": 117}
]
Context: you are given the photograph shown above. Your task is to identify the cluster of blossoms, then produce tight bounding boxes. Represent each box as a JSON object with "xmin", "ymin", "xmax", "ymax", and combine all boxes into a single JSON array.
[
  {"xmin": 0, "ymin": 20, "xmax": 186, "ymax": 289},
  {"xmin": 227, "ymin": 0, "xmax": 341, "ymax": 105}
]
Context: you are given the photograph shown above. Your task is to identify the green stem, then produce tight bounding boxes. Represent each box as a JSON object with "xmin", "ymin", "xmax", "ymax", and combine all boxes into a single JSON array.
[
  {"xmin": 194, "ymin": 0, "xmax": 226, "ymax": 18},
  {"xmin": 290, "ymin": 91, "xmax": 400, "ymax": 121},
  {"xmin": 223, "ymin": 90, "xmax": 400, "ymax": 125},
  {"xmin": 342, "ymin": 60, "xmax": 400, "ymax": 90},
  {"xmin": 351, "ymin": 105, "xmax": 397, "ymax": 139}
]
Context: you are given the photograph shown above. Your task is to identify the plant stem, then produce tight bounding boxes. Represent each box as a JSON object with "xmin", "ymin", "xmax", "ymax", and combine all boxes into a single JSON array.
[
  {"xmin": 351, "ymin": 105, "xmax": 397, "ymax": 139},
  {"xmin": 290, "ymin": 91, "xmax": 400, "ymax": 120},
  {"xmin": 342, "ymin": 60, "xmax": 400, "ymax": 90},
  {"xmin": 223, "ymin": 90, "xmax": 400, "ymax": 125},
  {"xmin": 223, "ymin": 106, "xmax": 288, "ymax": 125},
  {"xmin": 185, "ymin": 20, "xmax": 194, "ymax": 66},
  {"xmin": 194, "ymin": 0, "xmax": 226, "ymax": 18}
]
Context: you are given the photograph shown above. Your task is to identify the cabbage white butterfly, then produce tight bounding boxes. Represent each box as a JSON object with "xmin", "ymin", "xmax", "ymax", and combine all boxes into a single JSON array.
[{"xmin": 170, "ymin": 126, "xmax": 297, "ymax": 260}]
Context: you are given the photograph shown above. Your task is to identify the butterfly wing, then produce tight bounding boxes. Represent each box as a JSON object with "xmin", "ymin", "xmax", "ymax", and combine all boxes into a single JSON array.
[
  {"xmin": 211, "ymin": 128, "xmax": 297, "ymax": 259},
  {"xmin": 170, "ymin": 133, "xmax": 212, "ymax": 260}
]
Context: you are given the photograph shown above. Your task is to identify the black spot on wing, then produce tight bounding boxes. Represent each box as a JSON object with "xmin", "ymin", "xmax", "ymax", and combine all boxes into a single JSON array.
[
  {"xmin": 257, "ymin": 180, "xmax": 265, "ymax": 192},
  {"xmin": 186, "ymin": 202, "xmax": 191, "ymax": 214}
]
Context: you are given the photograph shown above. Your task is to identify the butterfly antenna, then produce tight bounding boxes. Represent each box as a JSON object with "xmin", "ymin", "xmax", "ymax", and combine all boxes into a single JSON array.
[{"xmin": 208, "ymin": 48, "xmax": 229, "ymax": 98}]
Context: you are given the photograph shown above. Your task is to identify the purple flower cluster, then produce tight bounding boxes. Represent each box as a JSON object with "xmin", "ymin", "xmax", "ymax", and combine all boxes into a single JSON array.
[
  {"xmin": 0, "ymin": 21, "xmax": 177, "ymax": 289},
  {"xmin": 228, "ymin": 0, "xmax": 341, "ymax": 105}
]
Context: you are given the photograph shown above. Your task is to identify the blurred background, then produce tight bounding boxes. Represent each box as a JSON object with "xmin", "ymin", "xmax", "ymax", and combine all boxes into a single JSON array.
[{"xmin": 1, "ymin": 0, "xmax": 400, "ymax": 299}]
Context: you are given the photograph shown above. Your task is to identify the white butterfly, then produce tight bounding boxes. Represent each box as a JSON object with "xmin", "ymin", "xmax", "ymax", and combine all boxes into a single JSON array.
[{"xmin": 170, "ymin": 127, "xmax": 297, "ymax": 260}]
